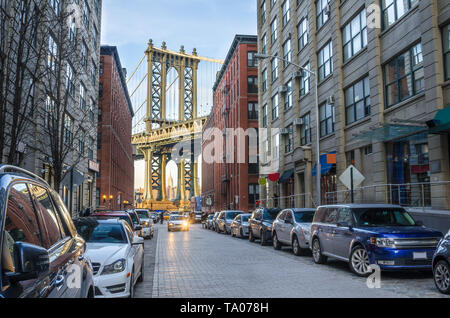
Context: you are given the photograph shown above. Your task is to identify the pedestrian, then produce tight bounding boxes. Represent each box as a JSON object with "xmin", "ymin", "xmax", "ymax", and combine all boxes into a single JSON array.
[{"xmin": 160, "ymin": 212, "xmax": 164, "ymax": 224}]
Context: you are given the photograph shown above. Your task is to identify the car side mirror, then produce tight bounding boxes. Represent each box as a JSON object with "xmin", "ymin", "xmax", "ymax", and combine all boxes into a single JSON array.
[
  {"xmin": 132, "ymin": 236, "xmax": 145, "ymax": 246},
  {"xmin": 6, "ymin": 242, "xmax": 50, "ymax": 283}
]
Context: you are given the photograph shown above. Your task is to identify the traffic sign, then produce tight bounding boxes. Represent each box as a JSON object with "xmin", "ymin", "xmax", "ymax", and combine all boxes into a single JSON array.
[{"xmin": 339, "ymin": 165, "xmax": 365, "ymax": 190}]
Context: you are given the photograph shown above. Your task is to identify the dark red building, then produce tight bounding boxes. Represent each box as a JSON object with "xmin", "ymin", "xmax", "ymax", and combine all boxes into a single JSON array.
[
  {"xmin": 97, "ymin": 46, "xmax": 134, "ymax": 210},
  {"xmin": 202, "ymin": 35, "xmax": 259, "ymax": 213}
]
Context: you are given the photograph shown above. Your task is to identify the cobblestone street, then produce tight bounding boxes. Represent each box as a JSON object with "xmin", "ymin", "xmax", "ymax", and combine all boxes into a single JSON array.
[{"xmin": 135, "ymin": 224, "xmax": 447, "ymax": 298}]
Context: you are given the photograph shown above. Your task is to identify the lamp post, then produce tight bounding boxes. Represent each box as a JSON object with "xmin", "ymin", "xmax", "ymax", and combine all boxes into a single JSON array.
[{"xmin": 254, "ymin": 53, "xmax": 322, "ymax": 206}]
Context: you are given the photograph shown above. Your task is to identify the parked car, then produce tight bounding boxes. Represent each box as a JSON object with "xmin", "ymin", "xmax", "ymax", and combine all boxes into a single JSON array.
[
  {"xmin": 126, "ymin": 210, "xmax": 143, "ymax": 237},
  {"xmin": 150, "ymin": 211, "xmax": 160, "ymax": 223},
  {"xmin": 135, "ymin": 209, "xmax": 154, "ymax": 239},
  {"xmin": 310, "ymin": 204, "xmax": 443, "ymax": 277},
  {"xmin": 0, "ymin": 165, "xmax": 94, "ymax": 298},
  {"xmin": 216, "ymin": 211, "xmax": 244, "ymax": 234},
  {"xmin": 272, "ymin": 208, "xmax": 316, "ymax": 255},
  {"xmin": 205, "ymin": 214, "xmax": 215, "ymax": 229},
  {"xmin": 248, "ymin": 208, "xmax": 281, "ymax": 245},
  {"xmin": 193, "ymin": 211, "xmax": 202, "ymax": 223},
  {"xmin": 230, "ymin": 214, "xmax": 251, "ymax": 238},
  {"xmin": 92, "ymin": 211, "xmax": 142, "ymax": 238},
  {"xmin": 76, "ymin": 218, "xmax": 144, "ymax": 298},
  {"xmin": 168, "ymin": 215, "xmax": 190, "ymax": 232},
  {"xmin": 211, "ymin": 212, "xmax": 221, "ymax": 231},
  {"xmin": 202, "ymin": 214, "xmax": 213, "ymax": 229},
  {"xmin": 432, "ymin": 229, "xmax": 450, "ymax": 294}
]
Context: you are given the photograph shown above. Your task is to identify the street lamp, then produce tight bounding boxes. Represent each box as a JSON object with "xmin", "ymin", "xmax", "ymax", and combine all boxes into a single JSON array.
[{"xmin": 254, "ymin": 53, "xmax": 322, "ymax": 206}]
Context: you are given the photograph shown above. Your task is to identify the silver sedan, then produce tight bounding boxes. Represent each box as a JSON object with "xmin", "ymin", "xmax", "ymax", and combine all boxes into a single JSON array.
[
  {"xmin": 230, "ymin": 214, "xmax": 251, "ymax": 238},
  {"xmin": 272, "ymin": 209, "xmax": 316, "ymax": 255}
]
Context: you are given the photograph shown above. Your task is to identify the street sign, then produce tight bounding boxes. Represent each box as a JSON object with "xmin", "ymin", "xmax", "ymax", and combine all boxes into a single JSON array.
[{"xmin": 339, "ymin": 165, "xmax": 365, "ymax": 190}]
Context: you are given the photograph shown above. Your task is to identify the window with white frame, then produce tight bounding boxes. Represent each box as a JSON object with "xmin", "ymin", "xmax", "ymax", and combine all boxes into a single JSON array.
[
  {"xmin": 271, "ymin": 18, "xmax": 278, "ymax": 44},
  {"xmin": 271, "ymin": 56, "xmax": 279, "ymax": 81},
  {"xmin": 272, "ymin": 94, "xmax": 279, "ymax": 120},
  {"xmin": 300, "ymin": 62, "xmax": 310, "ymax": 96},
  {"xmin": 318, "ymin": 41, "xmax": 333, "ymax": 81},
  {"xmin": 343, "ymin": 9, "xmax": 367, "ymax": 62},
  {"xmin": 316, "ymin": 0, "xmax": 330, "ymax": 29},
  {"xmin": 284, "ymin": 80, "xmax": 293, "ymax": 110},
  {"xmin": 298, "ymin": 18, "xmax": 308, "ymax": 51},
  {"xmin": 283, "ymin": 39, "xmax": 292, "ymax": 67}
]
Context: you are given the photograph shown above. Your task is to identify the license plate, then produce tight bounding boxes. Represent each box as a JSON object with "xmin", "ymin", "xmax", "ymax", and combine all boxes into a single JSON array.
[{"xmin": 413, "ymin": 252, "xmax": 427, "ymax": 260}]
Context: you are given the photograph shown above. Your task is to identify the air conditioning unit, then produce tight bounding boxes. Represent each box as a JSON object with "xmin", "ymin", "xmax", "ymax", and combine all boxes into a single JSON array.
[
  {"xmin": 324, "ymin": 4, "xmax": 331, "ymax": 17},
  {"xmin": 280, "ymin": 128, "xmax": 290, "ymax": 135},
  {"xmin": 294, "ymin": 118, "xmax": 304, "ymax": 126},
  {"xmin": 278, "ymin": 85, "xmax": 288, "ymax": 94},
  {"xmin": 293, "ymin": 71, "xmax": 304, "ymax": 79},
  {"xmin": 327, "ymin": 95, "xmax": 335, "ymax": 105}
]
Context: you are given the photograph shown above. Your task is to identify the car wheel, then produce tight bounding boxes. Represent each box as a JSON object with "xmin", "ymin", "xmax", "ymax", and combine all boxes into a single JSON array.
[
  {"xmin": 137, "ymin": 261, "xmax": 144, "ymax": 283},
  {"xmin": 260, "ymin": 230, "xmax": 267, "ymax": 246},
  {"xmin": 272, "ymin": 232, "xmax": 281, "ymax": 250},
  {"xmin": 349, "ymin": 245, "xmax": 371, "ymax": 277},
  {"xmin": 249, "ymin": 229, "xmax": 255, "ymax": 242},
  {"xmin": 292, "ymin": 236, "xmax": 303, "ymax": 256},
  {"xmin": 312, "ymin": 238, "xmax": 327, "ymax": 264},
  {"xmin": 434, "ymin": 260, "xmax": 450, "ymax": 294}
]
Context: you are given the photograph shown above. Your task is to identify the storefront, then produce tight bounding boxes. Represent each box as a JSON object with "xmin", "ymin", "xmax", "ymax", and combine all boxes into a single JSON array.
[{"xmin": 312, "ymin": 152, "xmax": 337, "ymax": 204}]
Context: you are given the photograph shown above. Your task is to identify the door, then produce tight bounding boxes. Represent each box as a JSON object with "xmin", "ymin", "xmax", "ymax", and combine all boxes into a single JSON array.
[
  {"xmin": 333, "ymin": 208, "xmax": 355, "ymax": 259},
  {"xmin": 282, "ymin": 210, "xmax": 295, "ymax": 244},
  {"xmin": 320, "ymin": 208, "xmax": 338, "ymax": 254},
  {"xmin": 274, "ymin": 211, "xmax": 286, "ymax": 242},
  {"xmin": 0, "ymin": 183, "xmax": 49, "ymax": 298},
  {"xmin": 30, "ymin": 184, "xmax": 77, "ymax": 298}
]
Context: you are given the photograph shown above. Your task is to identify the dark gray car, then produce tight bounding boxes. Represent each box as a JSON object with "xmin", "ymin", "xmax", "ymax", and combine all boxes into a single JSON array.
[
  {"xmin": 230, "ymin": 214, "xmax": 251, "ymax": 238},
  {"xmin": 272, "ymin": 209, "xmax": 316, "ymax": 255}
]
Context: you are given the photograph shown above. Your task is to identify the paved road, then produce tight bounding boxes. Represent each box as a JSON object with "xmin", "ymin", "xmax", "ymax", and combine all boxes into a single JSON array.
[{"xmin": 135, "ymin": 223, "xmax": 448, "ymax": 298}]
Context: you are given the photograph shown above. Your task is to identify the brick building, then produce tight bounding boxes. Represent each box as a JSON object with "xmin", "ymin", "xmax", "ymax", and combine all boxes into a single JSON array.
[
  {"xmin": 97, "ymin": 46, "xmax": 134, "ymax": 210},
  {"xmin": 202, "ymin": 35, "xmax": 259, "ymax": 213}
]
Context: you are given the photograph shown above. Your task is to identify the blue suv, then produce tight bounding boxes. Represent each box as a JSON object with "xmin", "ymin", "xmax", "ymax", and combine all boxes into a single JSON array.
[{"xmin": 310, "ymin": 204, "xmax": 443, "ymax": 277}]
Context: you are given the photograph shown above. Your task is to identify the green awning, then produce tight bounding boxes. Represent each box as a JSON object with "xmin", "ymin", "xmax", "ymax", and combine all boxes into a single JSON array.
[
  {"xmin": 354, "ymin": 124, "xmax": 426, "ymax": 142},
  {"xmin": 429, "ymin": 107, "xmax": 450, "ymax": 135}
]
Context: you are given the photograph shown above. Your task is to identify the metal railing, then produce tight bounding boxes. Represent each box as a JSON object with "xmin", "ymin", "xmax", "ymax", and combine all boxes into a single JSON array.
[
  {"xmin": 264, "ymin": 193, "xmax": 317, "ymax": 209},
  {"xmin": 325, "ymin": 181, "xmax": 450, "ymax": 211}
]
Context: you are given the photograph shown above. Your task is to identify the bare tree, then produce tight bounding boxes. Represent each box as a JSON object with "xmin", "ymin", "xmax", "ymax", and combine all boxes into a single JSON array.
[
  {"xmin": 0, "ymin": 0, "xmax": 51, "ymax": 165},
  {"xmin": 38, "ymin": 0, "xmax": 96, "ymax": 191}
]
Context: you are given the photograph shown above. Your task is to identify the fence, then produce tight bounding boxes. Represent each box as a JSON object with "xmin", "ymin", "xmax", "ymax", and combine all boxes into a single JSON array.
[
  {"xmin": 324, "ymin": 181, "xmax": 450, "ymax": 211},
  {"xmin": 264, "ymin": 193, "xmax": 317, "ymax": 209}
]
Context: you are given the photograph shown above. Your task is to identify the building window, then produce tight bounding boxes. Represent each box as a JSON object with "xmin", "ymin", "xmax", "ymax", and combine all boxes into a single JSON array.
[
  {"xmin": 318, "ymin": 41, "xmax": 333, "ymax": 81},
  {"xmin": 262, "ymin": 34, "xmax": 267, "ymax": 54},
  {"xmin": 89, "ymin": 98, "xmax": 95, "ymax": 122},
  {"xmin": 300, "ymin": 113, "xmax": 311, "ymax": 145},
  {"xmin": 319, "ymin": 102, "xmax": 334, "ymax": 137},
  {"xmin": 382, "ymin": 0, "xmax": 419, "ymax": 29},
  {"xmin": 271, "ymin": 56, "xmax": 279, "ymax": 81},
  {"xmin": 343, "ymin": 9, "xmax": 367, "ymax": 62},
  {"xmin": 66, "ymin": 64, "xmax": 75, "ymax": 96},
  {"xmin": 261, "ymin": 1, "xmax": 267, "ymax": 24},
  {"xmin": 92, "ymin": 25, "xmax": 98, "ymax": 48},
  {"xmin": 272, "ymin": 94, "xmax": 279, "ymax": 120},
  {"xmin": 270, "ymin": 0, "xmax": 277, "ymax": 9},
  {"xmin": 262, "ymin": 69, "xmax": 268, "ymax": 92},
  {"xmin": 79, "ymin": 83, "xmax": 86, "ymax": 111},
  {"xmin": 272, "ymin": 133, "xmax": 280, "ymax": 160},
  {"xmin": 50, "ymin": 0, "xmax": 60, "ymax": 14},
  {"xmin": 64, "ymin": 114, "xmax": 73, "ymax": 145},
  {"xmin": 316, "ymin": 0, "xmax": 330, "ymax": 29},
  {"xmin": 69, "ymin": 18, "xmax": 77, "ymax": 44},
  {"xmin": 282, "ymin": 0, "xmax": 290, "ymax": 27},
  {"xmin": 78, "ymin": 129, "xmax": 85, "ymax": 155},
  {"xmin": 45, "ymin": 96, "xmax": 55, "ymax": 129},
  {"xmin": 285, "ymin": 124, "xmax": 294, "ymax": 153},
  {"xmin": 364, "ymin": 144, "xmax": 373, "ymax": 155},
  {"xmin": 262, "ymin": 139, "xmax": 269, "ymax": 163},
  {"xmin": 345, "ymin": 77, "xmax": 371, "ymax": 124},
  {"xmin": 443, "ymin": 24, "xmax": 450, "ymax": 81},
  {"xmin": 385, "ymin": 43, "xmax": 424, "ymax": 108},
  {"xmin": 48, "ymin": 35, "xmax": 58, "ymax": 71},
  {"xmin": 262, "ymin": 104, "xmax": 268, "ymax": 127},
  {"xmin": 248, "ymin": 102, "xmax": 259, "ymax": 120},
  {"xmin": 248, "ymin": 76, "xmax": 258, "ymax": 94},
  {"xmin": 284, "ymin": 80, "xmax": 293, "ymax": 110},
  {"xmin": 81, "ymin": 41, "xmax": 88, "ymax": 70},
  {"xmin": 283, "ymin": 39, "xmax": 292, "ymax": 67},
  {"xmin": 91, "ymin": 60, "xmax": 97, "ymax": 84},
  {"xmin": 82, "ymin": 0, "xmax": 90, "ymax": 30},
  {"xmin": 248, "ymin": 51, "xmax": 257, "ymax": 67},
  {"xmin": 249, "ymin": 184, "xmax": 260, "ymax": 205},
  {"xmin": 271, "ymin": 18, "xmax": 278, "ymax": 44},
  {"xmin": 300, "ymin": 62, "xmax": 310, "ymax": 96},
  {"xmin": 298, "ymin": 18, "xmax": 308, "ymax": 51},
  {"xmin": 88, "ymin": 137, "xmax": 94, "ymax": 160}
]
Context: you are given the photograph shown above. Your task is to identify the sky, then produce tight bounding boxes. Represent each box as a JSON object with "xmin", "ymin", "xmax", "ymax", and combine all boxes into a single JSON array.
[{"xmin": 100, "ymin": 0, "xmax": 257, "ymax": 190}]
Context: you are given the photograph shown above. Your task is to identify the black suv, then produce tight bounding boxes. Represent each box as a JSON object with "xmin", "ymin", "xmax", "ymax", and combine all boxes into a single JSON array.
[
  {"xmin": 0, "ymin": 165, "xmax": 94, "ymax": 298},
  {"xmin": 248, "ymin": 208, "xmax": 281, "ymax": 245}
]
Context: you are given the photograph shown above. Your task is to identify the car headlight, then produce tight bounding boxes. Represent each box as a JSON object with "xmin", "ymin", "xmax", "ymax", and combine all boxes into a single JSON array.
[
  {"xmin": 143, "ymin": 221, "xmax": 149, "ymax": 227},
  {"xmin": 101, "ymin": 259, "xmax": 126, "ymax": 275},
  {"xmin": 370, "ymin": 237, "xmax": 395, "ymax": 248},
  {"xmin": 182, "ymin": 221, "xmax": 188, "ymax": 226},
  {"xmin": 169, "ymin": 223, "xmax": 173, "ymax": 226}
]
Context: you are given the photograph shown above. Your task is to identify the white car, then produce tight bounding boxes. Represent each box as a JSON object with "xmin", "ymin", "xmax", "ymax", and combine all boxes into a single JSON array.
[
  {"xmin": 84, "ymin": 219, "xmax": 145, "ymax": 298},
  {"xmin": 135, "ymin": 209, "xmax": 154, "ymax": 239},
  {"xmin": 168, "ymin": 215, "xmax": 190, "ymax": 232}
]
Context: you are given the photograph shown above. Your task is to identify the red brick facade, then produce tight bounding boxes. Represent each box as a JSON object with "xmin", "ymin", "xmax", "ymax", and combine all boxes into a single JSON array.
[
  {"xmin": 97, "ymin": 46, "xmax": 134, "ymax": 210},
  {"xmin": 202, "ymin": 35, "xmax": 259, "ymax": 213}
]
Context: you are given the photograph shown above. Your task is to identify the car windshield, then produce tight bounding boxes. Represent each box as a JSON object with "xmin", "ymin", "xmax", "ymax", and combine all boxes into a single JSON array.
[
  {"xmin": 136, "ymin": 210, "xmax": 149, "ymax": 219},
  {"xmin": 241, "ymin": 215, "xmax": 249, "ymax": 222},
  {"xmin": 294, "ymin": 211, "xmax": 315, "ymax": 223},
  {"xmin": 170, "ymin": 216, "xmax": 184, "ymax": 221},
  {"xmin": 263, "ymin": 209, "xmax": 281, "ymax": 220},
  {"xmin": 226, "ymin": 212, "xmax": 241, "ymax": 220},
  {"xmin": 353, "ymin": 208, "xmax": 416, "ymax": 227},
  {"xmin": 86, "ymin": 223, "xmax": 127, "ymax": 244},
  {"xmin": 128, "ymin": 212, "xmax": 139, "ymax": 225}
]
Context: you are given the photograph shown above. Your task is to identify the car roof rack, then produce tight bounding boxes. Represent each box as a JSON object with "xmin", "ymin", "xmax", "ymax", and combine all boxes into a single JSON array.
[{"xmin": 0, "ymin": 164, "xmax": 49, "ymax": 186}]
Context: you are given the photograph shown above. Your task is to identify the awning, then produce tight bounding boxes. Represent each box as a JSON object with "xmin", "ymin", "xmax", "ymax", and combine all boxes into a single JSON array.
[
  {"xmin": 279, "ymin": 169, "xmax": 294, "ymax": 183},
  {"xmin": 428, "ymin": 107, "xmax": 450, "ymax": 135},
  {"xmin": 312, "ymin": 152, "xmax": 337, "ymax": 176},
  {"xmin": 354, "ymin": 124, "xmax": 426, "ymax": 142}
]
